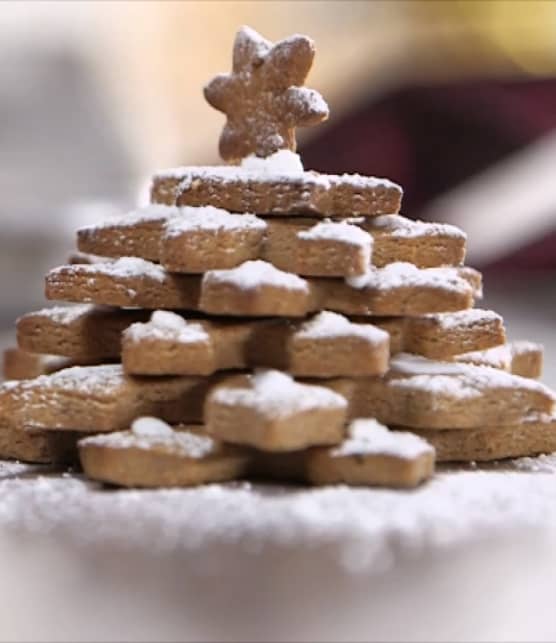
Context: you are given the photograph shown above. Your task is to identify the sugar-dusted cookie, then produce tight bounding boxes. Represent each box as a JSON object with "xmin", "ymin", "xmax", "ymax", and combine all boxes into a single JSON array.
[
  {"xmin": 413, "ymin": 413, "xmax": 556, "ymax": 462},
  {"xmin": 46, "ymin": 258, "xmax": 476, "ymax": 317},
  {"xmin": 151, "ymin": 151, "xmax": 402, "ymax": 218},
  {"xmin": 200, "ymin": 260, "xmax": 313, "ymax": 317},
  {"xmin": 452, "ymin": 341, "xmax": 542, "ymax": 379},
  {"xmin": 316, "ymin": 262, "xmax": 476, "ymax": 317},
  {"xmin": 17, "ymin": 305, "xmax": 149, "ymax": 360},
  {"xmin": 122, "ymin": 310, "xmax": 390, "ymax": 378},
  {"xmin": 205, "ymin": 370, "xmax": 348, "ymax": 451},
  {"xmin": 0, "ymin": 364, "xmax": 207, "ymax": 433},
  {"xmin": 45, "ymin": 257, "xmax": 202, "ymax": 310},
  {"xmin": 508, "ymin": 341, "xmax": 543, "ymax": 379},
  {"xmin": 404, "ymin": 308, "xmax": 506, "ymax": 359},
  {"xmin": 305, "ymin": 419, "xmax": 435, "ymax": 488},
  {"xmin": 0, "ymin": 415, "xmax": 80, "ymax": 464},
  {"xmin": 343, "ymin": 353, "xmax": 555, "ymax": 429},
  {"xmin": 3, "ymin": 348, "xmax": 77, "ymax": 380},
  {"xmin": 78, "ymin": 209, "xmax": 464, "ymax": 276},
  {"xmin": 79, "ymin": 417, "xmax": 250, "ymax": 488},
  {"xmin": 363, "ymin": 214, "xmax": 466, "ymax": 268}
]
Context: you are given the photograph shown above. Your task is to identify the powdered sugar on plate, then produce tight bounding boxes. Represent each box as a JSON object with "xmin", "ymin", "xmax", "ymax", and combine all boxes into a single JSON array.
[
  {"xmin": 164, "ymin": 206, "xmax": 266, "ymax": 237},
  {"xmin": 294, "ymin": 311, "xmax": 388, "ymax": 344},
  {"xmin": 345, "ymin": 262, "xmax": 471, "ymax": 293},
  {"xmin": 125, "ymin": 311, "xmax": 210, "ymax": 344},
  {"xmin": 331, "ymin": 419, "xmax": 434, "ymax": 459},
  {"xmin": 211, "ymin": 369, "xmax": 347, "ymax": 418},
  {"xmin": 203, "ymin": 260, "xmax": 309, "ymax": 292}
]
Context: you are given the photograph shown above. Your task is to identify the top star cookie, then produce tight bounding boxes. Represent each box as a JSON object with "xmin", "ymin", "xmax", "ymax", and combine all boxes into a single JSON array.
[{"xmin": 204, "ymin": 25, "xmax": 330, "ymax": 162}]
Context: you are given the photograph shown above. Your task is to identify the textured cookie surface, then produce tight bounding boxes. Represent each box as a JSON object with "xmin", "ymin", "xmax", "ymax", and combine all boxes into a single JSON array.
[
  {"xmin": 412, "ymin": 413, "xmax": 556, "ymax": 462},
  {"xmin": 79, "ymin": 417, "xmax": 249, "ymax": 488},
  {"xmin": 78, "ymin": 208, "xmax": 464, "ymax": 276},
  {"xmin": 204, "ymin": 26, "xmax": 328, "ymax": 160},
  {"xmin": 305, "ymin": 419, "xmax": 435, "ymax": 488},
  {"xmin": 0, "ymin": 364, "xmax": 208, "ymax": 433},
  {"xmin": 122, "ymin": 310, "xmax": 390, "ymax": 378},
  {"xmin": 205, "ymin": 370, "xmax": 348, "ymax": 451},
  {"xmin": 45, "ymin": 259, "xmax": 476, "ymax": 318}
]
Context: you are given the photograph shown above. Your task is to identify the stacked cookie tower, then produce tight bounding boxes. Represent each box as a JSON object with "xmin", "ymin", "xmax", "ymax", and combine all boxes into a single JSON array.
[{"xmin": 2, "ymin": 26, "xmax": 556, "ymax": 488}]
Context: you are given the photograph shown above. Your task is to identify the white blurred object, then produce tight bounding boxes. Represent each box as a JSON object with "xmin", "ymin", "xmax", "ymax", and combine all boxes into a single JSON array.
[
  {"xmin": 423, "ymin": 132, "xmax": 556, "ymax": 264},
  {"xmin": 0, "ymin": 462, "xmax": 555, "ymax": 641}
]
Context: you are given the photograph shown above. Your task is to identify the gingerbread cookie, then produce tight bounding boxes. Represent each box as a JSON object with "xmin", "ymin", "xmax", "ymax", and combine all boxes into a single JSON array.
[
  {"xmin": 3, "ymin": 348, "xmax": 77, "ymax": 380},
  {"xmin": 79, "ymin": 417, "xmax": 250, "ymax": 488},
  {"xmin": 204, "ymin": 26, "xmax": 328, "ymax": 161},
  {"xmin": 79, "ymin": 208, "xmax": 465, "ymax": 277},
  {"xmin": 46, "ymin": 259, "xmax": 475, "ymax": 317},
  {"xmin": 151, "ymin": 159, "xmax": 402, "ymax": 218},
  {"xmin": 17, "ymin": 305, "xmax": 149, "ymax": 360},
  {"xmin": 404, "ymin": 309, "xmax": 506, "ymax": 359},
  {"xmin": 205, "ymin": 370, "xmax": 348, "ymax": 451},
  {"xmin": 0, "ymin": 417, "xmax": 80, "ymax": 464},
  {"xmin": 453, "ymin": 341, "xmax": 543, "ymax": 378},
  {"xmin": 305, "ymin": 419, "xmax": 435, "ymax": 488},
  {"xmin": 342, "ymin": 353, "xmax": 555, "ymax": 429},
  {"xmin": 413, "ymin": 413, "xmax": 556, "ymax": 462},
  {"xmin": 122, "ymin": 310, "xmax": 390, "ymax": 378},
  {"xmin": 0, "ymin": 364, "xmax": 208, "ymax": 433}
]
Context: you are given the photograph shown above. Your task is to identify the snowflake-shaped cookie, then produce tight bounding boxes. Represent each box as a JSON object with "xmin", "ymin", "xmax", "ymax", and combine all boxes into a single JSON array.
[{"xmin": 204, "ymin": 25, "xmax": 329, "ymax": 162}]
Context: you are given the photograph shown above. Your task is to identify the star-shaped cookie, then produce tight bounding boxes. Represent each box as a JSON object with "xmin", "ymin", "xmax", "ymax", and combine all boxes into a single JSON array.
[{"xmin": 204, "ymin": 25, "xmax": 329, "ymax": 162}]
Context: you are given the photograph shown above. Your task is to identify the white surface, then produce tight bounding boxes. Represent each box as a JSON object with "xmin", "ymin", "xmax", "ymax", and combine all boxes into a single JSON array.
[{"xmin": 0, "ymin": 459, "xmax": 555, "ymax": 641}]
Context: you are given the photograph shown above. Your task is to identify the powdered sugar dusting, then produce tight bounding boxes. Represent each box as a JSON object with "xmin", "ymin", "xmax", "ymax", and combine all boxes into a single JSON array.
[
  {"xmin": 211, "ymin": 370, "xmax": 347, "ymax": 418},
  {"xmin": 511, "ymin": 340, "xmax": 543, "ymax": 356},
  {"xmin": 79, "ymin": 204, "xmax": 178, "ymax": 232},
  {"xmin": 368, "ymin": 215, "xmax": 466, "ymax": 240},
  {"xmin": 132, "ymin": 417, "xmax": 174, "ymax": 438},
  {"xmin": 125, "ymin": 311, "xmax": 210, "ymax": 344},
  {"xmin": 22, "ymin": 304, "xmax": 98, "ymax": 325},
  {"xmin": 455, "ymin": 344, "xmax": 512, "ymax": 370},
  {"xmin": 345, "ymin": 262, "xmax": 471, "ymax": 294},
  {"xmin": 11, "ymin": 364, "xmax": 125, "ymax": 398},
  {"xmin": 164, "ymin": 206, "xmax": 266, "ymax": 237},
  {"xmin": 390, "ymin": 353, "xmax": 556, "ymax": 399},
  {"xmin": 241, "ymin": 150, "xmax": 304, "ymax": 174},
  {"xmin": 295, "ymin": 311, "xmax": 388, "ymax": 344},
  {"xmin": 422, "ymin": 309, "xmax": 503, "ymax": 330},
  {"xmin": 80, "ymin": 427, "xmax": 217, "ymax": 459},
  {"xmin": 49, "ymin": 258, "xmax": 167, "ymax": 283},
  {"xmin": 203, "ymin": 260, "xmax": 309, "ymax": 292},
  {"xmin": 298, "ymin": 221, "xmax": 372, "ymax": 259},
  {"xmin": 331, "ymin": 419, "xmax": 434, "ymax": 459}
]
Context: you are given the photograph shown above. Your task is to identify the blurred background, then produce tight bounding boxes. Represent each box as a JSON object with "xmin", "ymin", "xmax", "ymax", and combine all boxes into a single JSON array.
[{"xmin": 0, "ymin": 0, "xmax": 555, "ymax": 383}]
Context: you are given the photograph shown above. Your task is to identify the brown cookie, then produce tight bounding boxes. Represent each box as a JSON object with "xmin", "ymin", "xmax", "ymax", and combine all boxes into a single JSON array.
[
  {"xmin": 151, "ymin": 164, "xmax": 402, "ymax": 218},
  {"xmin": 305, "ymin": 419, "xmax": 435, "ymax": 488},
  {"xmin": 122, "ymin": 310, "xmax": 390, "ymax": 378},
  {"xmin": 78, "ymin": 209, "xmax": 464, "ymax": 276},
  {"xmin": 204, "ymin": 26, "xmax": 329, "ymax": 161},
  {"xmin": 46, "ymin": 259, "xmax": 476, "ymax": 318},
  {"xmin": 79, "ymin": 417, "xmax": 250, "ymax": 488},
  {"xmin": 412, "ymin": 413, "xmax": 556, "ymax": 462},
  {"xmin": 17, "ymin": 305, "xmax": 149, "ymax": 361},
  {"xmin": 339, "ymin": 353, "xmax": 555, "ymax": 429},
  {"xmin": 0, "ymin": 364, "xmax": 209, "ymax": 433},
  {"xmin": 205, "ymin": 370, "xmax": 348, "ymax": 451},
  {"xmin": 3, "ymin": 348, "xmax": 76, "ymax": 380}
]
